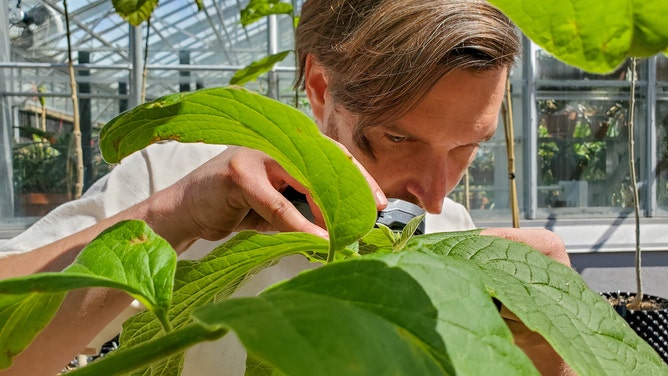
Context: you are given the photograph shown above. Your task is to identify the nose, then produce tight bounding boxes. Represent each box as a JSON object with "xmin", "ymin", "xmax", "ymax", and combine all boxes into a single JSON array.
[{"xmin": 405, "ymin": 154, "xmax": 449, "ymax": 214}]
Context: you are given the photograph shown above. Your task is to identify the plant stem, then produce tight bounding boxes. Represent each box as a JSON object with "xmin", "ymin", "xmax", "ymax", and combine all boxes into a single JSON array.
[
  {"xmin": 63, "ymin": 0, "xmax": 84, "ymax": 199},
  {"xmin": 292, "ymin": 0, "xmax": 299, "ymax": 108},
  {"xmin": 67, "ymin": 324, "xmax": 227, "ymax": 376},
  {"xmin": 628, "ymin": 58, "xmax": 643, "ymax": 310},
  {"xmin": 464, "ymin": 169, "xmax": 470, "ymax": 211},
  {"xmin": 142, "ymin": 17, "xmax": 151, "ymax": 103},
  {"xmin": 502, "ymin": 79, "xmax": 520, "ymax": 228}
]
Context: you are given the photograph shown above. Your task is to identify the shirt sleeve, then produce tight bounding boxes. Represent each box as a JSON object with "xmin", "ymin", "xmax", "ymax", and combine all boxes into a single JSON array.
[{"xmin": 0, "ymin": 141, "xmax": 226, "ymax": 256}]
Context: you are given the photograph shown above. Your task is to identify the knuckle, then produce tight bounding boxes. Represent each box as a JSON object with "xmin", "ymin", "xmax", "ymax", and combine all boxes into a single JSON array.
[{"xmin": 268, "ymin": 199, "xmax": 294, "ymax": 223}]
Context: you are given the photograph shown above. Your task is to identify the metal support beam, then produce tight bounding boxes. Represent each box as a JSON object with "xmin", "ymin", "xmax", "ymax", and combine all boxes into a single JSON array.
[
  {"xmin": 179, "ymin": 50, "xmax": 191, "ymax": 92},
  {"xmin": 128, "ymin": 24, "xmax": 144, "ymax": 108},
  {"xmin": 0, "ymin": 2, "xmax": 15, "ymax": 217},
  {"xmin": 267, "ymin": 14, "xmax": 279, "ymax": 100},
  {"xmin": 522, "ymin": 37, "xmax": 539, "ymax": 220},
  {"xmin": 646, "ymin": 57, "xmax": 658, "ymax": 217}
]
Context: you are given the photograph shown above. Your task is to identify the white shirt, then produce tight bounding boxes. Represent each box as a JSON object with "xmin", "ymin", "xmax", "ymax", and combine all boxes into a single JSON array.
[{"xmin": 0, "ymin": 141, "xmax": 475, "ymax": 375}]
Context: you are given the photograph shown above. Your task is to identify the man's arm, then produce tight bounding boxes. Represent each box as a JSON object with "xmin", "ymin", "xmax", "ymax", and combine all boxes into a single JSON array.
[{"xmin": 1, "ymin": 146, "xmax": 386, "ymax": 375}]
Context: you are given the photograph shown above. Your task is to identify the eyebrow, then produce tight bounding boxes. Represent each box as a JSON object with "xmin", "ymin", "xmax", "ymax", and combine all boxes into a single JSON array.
[{"xmin": 384, "ymin": 121, "xmax": 497, "ymax": 145}]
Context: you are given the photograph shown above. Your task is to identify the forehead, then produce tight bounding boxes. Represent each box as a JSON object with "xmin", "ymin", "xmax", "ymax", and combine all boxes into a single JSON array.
[{"xmin": 393, "ymin": 68, "xmax": 507, "ymax": 142}]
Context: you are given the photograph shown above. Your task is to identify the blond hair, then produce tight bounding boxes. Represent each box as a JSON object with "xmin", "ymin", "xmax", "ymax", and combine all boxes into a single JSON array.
[{"xmin": 295, "ymin": 0, "xmax": 520, "ymax": 154}]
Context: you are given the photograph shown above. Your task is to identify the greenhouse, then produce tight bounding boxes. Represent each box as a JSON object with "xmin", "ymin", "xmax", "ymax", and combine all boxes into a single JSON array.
[{"xmin": 1, "ymin": 0, "xmax": 667, "ymax": 374}]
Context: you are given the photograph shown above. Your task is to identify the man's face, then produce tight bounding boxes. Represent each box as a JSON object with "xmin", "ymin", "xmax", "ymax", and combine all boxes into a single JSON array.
[{"xmin": 321, "ymin": 68, "xmax": 507, "ymax": 214}]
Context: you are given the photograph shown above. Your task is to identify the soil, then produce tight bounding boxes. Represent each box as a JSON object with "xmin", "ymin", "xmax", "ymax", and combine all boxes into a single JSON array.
[{"xmin": 605, "ymin": 293, "xmax": 668, "ymax": 311}]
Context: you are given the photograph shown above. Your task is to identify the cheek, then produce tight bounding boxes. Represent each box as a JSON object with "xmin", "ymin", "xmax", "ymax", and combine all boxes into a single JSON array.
[
  {"xmin": 355, "ymin": 153, "xmax": 406, "ymax": 191},
  {"xmin": 448, "ymin": 149, "xmax": 478, "ymax": 183}
]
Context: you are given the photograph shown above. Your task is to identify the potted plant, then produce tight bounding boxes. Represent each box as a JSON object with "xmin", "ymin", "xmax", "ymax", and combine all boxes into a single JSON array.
[
  {"xmin": 488, "ymin": 0, "xmax": 668, "ymax": 362},
  {"xmin": 12, "ymin": 126, "xmax": 73, "ymax": 216}
]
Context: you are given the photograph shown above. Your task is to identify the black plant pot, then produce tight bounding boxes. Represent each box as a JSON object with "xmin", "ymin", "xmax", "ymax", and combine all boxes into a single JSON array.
[{"xmin": 601, "ymin": 292, "xmax": 668, "ymax": 363}]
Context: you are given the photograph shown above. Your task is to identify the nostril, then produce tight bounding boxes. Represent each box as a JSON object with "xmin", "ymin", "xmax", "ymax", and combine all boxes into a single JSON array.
[{"xmin": 406, "ymin": 183, "xmax": 445, "ymax": 214}]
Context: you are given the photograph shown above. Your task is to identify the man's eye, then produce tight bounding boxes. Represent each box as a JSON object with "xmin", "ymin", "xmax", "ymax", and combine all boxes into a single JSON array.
[{"xmin": 385, "ymin": 134, "xmax": 407, "ymax": 143}]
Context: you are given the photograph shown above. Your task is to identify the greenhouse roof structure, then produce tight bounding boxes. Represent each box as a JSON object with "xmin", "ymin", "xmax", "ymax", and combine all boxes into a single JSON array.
[{"xmin": 3, "ymin": 0, "xmax": 298, "ymax": 107}]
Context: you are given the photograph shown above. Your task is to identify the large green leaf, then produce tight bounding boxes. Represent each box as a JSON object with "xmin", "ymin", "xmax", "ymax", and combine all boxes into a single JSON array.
[
  {"xmin": 0, "ymin": 293, "xmax": 64, "ymax": 369},
  {"xmin": 191, "ymin": 252, "xmax": 538, "ymax": 376},
  {"xmin": 99, "ymin": 87, "xmax": 377, "ymax": 259},
  {"xmin": 111, "ymin": 0, "xmax": 159, "ymax": 26},
  {"xmin": 230, "ymin": 51, "xmax": 292, "ymax": 86},
  {"xmin": 410, "ymin": 231, "xmax": 668, "ymax": 375},
  {"xmin": 0, "ymin": 220, "xmax": 176, "ymax": 369},
  {"xmin": 119, "ymin": 231, "xmax": 328, "ymax": 376},
  {"xmin": 240, "ymin": 0, "xmax": 293, "ymax": 27},
  {"xmin": 489, "ymin": 0, "xmax": 668, "ymax": 73},
  {"xmin": 68, "ymin": 322, "xmax": 228, "ymax": 376}
]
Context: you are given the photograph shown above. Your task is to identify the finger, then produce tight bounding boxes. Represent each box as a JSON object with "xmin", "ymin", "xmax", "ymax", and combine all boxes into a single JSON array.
[
  {"xmin": 480, "ymin": 228, "xmax": 570, "ymax": 266},
  {"xmin": 245, "ymin": 187, "xmax": 329, "ymax": 238}
]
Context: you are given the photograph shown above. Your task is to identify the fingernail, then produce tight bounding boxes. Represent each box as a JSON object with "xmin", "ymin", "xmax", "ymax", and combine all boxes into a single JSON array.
[
  {"xmin": 375, "ymin": 190, "xmax": 387, "ymax": 207},
  {"xmin": 316, "ymin": 227, "xmax": 330, "ymax": 239}
]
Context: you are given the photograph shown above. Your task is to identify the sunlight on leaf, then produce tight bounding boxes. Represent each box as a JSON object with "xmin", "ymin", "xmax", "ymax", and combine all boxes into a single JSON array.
[
  {"xmin": 0, "ymin": 293, "xmax": 64, "ymax": 369},
  {"xmin": 240, "ymin": 0, "xmax": 293, "ymax": 27},
  {"xmin": 0, "ymin": 220, "xmax": 176, "ymax": 369},
  {"xmin": 489, "ymin": 0, "xmax": 668, "ymax": 73},
  {"xmin": 99, "ymin": 87, "xmax": 377, "ymax": 260},
  {"xmin": 117, "ymin": 232, "xmax": 327, "ymax": 376},
  {"xmin": 229, "ymin": 50, "xmax": 292, "ymax": 86},
  {"xmin": 111, "ymin": 0, "xmax": 159, "ymax": 26},
  {"xmin": 410, "ymin": 231, "xmax": 668, "ymax": 375}
]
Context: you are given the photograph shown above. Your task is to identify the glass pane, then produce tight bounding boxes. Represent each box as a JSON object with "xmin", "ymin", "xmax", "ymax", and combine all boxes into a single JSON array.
[
  {"xmin": 658, "ymin": 55, "xmax": 668, "ymax": 83},
  {"xmin": 536, "ymin": 98, "xmax": 644, "ymax": 216},
  {"xmin": 12, "ymin": 111, "xmax": 74, "ymax": 217},
  {"xmin": 2, "ymin": 0, "xmax": 299, "ymax": 220},
  {"xmin": 657, "ymin": 101, "xmax": 668, "ymax": 214},
  {"xmin": 535, "ymin": 50, "xmax": 639, "ymax": 81},
  {"xmin": 449, "ymin": 132, "xmax": 519, "ymax": 220}
]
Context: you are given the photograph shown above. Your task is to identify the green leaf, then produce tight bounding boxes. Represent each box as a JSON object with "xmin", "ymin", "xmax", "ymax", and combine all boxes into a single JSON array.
[
  {"xmin": 99, "ymin": 86, "xmax": 377, "ymax": 259},
  {"xmin": 0, "ymin": 220, "xmax": 176, "ymax": 369},
  {"xmin": 65, "ymin": 220, "xmax": 177, "ymax": 330},
  {"xmin": 111, "ymin": 0, "xmax": 159, "ymax": 26},
  {"xmin": 376, "ymin": 222, "xmax": 398, "ymax": 243},
  {"xmin": 410, "ymin": 231, "xmax": 668, "ymax": 375},
  {"xmin": 117, "ymin": 232, "xmax": 327, "ymax": 376},
  {"xmin": 229, "ymin": 50, "xmax": 292, "ymax": 86},
  {"xmin": 245, "ymin": 354, "xmax": 285, "ymax": 376},
  {"xmin": 394, "ymin": 213, "xmax": 425, "ymax": 251},
  {"xmin": 67, "ymin": 322, "xmax": 227, "ymax": 376},
  {"xmin": 489, "ymin": 0, "xmax": 668, "ymax": 73},
  {"xmin": 240, "ymin": 0, "xmax": 293, "ymax": 27},
  {"xmin": 192, "ymin": 252, "xmax": 538, "ymax": 376},
  {"xmin": 0, "ymin": 293, "xmax": 64, "ymax": 369},
  {"xmin": 358, "ymin": 227, "xmax": 395, "ymax": 254}
]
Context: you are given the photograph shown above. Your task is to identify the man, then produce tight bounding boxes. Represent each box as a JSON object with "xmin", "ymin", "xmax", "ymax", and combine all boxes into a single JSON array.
[{"xmin": 0, "ymin": 0, "xmax": 571, "ymax": 374}]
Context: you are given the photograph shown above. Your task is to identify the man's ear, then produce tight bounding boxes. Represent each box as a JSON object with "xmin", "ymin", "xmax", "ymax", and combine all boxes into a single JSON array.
[{"xmin": 304, "ymin": 54, "xmax": 328, "ymax": 125}]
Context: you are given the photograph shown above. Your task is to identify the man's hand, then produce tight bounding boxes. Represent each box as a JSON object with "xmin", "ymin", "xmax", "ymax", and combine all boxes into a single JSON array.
[
  {"xmin": 480, "ymin": 227, "xmax": 570, "ymax": 266},
  {"xmin": 149, "ymin": 146, "xmax": 387, "ymax": 251}
]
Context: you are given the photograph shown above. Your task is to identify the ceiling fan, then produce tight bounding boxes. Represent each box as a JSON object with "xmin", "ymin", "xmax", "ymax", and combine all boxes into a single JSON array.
[{"xmin": 8, "ymin": 0, "xmax": 63, "ymax": 50}]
